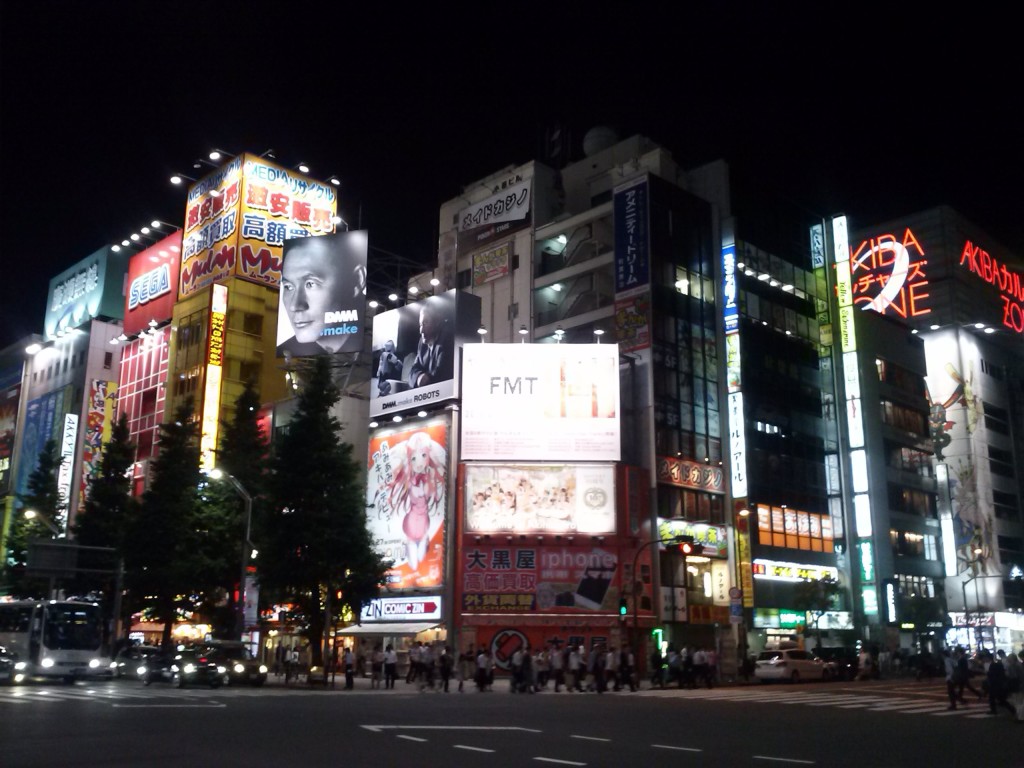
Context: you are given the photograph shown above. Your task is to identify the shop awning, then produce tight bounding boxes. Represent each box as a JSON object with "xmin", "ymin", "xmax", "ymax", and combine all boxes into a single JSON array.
[{"xmin": 340, "ymin": 622, "xmax": 439, "ymax": 636}]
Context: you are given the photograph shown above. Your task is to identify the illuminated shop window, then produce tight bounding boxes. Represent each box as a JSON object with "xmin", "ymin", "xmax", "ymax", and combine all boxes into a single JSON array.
[{"xmin": 756, "ymin": 503, "xmax": 833, "ymax": 552}]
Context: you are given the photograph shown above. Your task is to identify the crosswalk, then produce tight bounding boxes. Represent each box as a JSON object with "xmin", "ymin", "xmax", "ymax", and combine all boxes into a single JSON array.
[
  {"xmin": 0, "ymin": 683, "xmax": 314, "ymax": 706},
  {"xmin": 635, "ymin": 685, "xmax": 996, "ymax": 719}
]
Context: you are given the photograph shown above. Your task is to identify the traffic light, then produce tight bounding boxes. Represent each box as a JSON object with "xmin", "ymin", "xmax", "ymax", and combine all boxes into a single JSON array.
[
  {"xmin": 676, "ymin": 535, "xmax": 696, "ymax": 555},
  {"xmin": 618, "ymin": 596, "xmax": 628, "ymax": 619}
]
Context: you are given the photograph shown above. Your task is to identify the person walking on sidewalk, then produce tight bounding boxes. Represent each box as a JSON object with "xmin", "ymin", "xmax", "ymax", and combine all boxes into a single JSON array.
[
  {"xmin": 383, "ymin": 644, "xmax": 398, "ymax": 689},
  {"xmin": 343, "ymin": 646, "xmax": 355, "ymax": 690},
  {"xmin": 943, "ymin": 649, "xmax": 960, "ymax": 710}
]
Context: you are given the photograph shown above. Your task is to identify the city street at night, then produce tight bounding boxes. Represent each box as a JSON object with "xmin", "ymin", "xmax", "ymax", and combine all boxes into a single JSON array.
[{"xmin": 2, "ymin": 676, "xmax": 1021, "ymax": 767}]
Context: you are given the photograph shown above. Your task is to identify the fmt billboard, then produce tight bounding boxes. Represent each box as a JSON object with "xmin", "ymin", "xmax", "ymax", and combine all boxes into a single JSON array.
[
  {"xmin": 461, "ymin": 343, "xmax": 621, "ymax": 462},
  {"xmin": 178, "ymin": 153, "xmax": 337, "ymax": 299},
  {"xmin": 123, "ymin": 232, "xmax": 181, "ymax": 336}
]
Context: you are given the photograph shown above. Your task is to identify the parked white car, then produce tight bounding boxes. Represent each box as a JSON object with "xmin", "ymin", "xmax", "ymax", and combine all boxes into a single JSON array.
[{"xmin": 754, "ymin": 649, "xmax": 831, "ymax": 683}]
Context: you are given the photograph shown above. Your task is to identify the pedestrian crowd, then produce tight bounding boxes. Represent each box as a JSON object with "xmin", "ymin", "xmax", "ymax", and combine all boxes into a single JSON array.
[
  {"xmin": 943, "ymin": 645, "xmax": 1024, "ymax": 721},
  {"xmin": 647, "ymin": 644, "xmax": 719, "ymax": 689}
]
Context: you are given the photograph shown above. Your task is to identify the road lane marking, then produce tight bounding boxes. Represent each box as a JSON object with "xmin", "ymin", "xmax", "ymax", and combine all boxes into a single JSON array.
[
  {"xmin": 362, "ymin": 725, "xmax": 542, "ymax": 733},
  {"xmin": 652, "ymin": 744, "xmax": 702, "ymax": 752},
  {"xmin": 454, "ymin": 745, "xmax": 496, "ymax": 753},
  {"xmin": 534, "ymin": 759, "xmax": 586, "ymax": 766},
  {"xmin": 112, "ymin": 702, "xmax": 226, "ymax": 708},
  {"xmin": 397, "ymin": 735, "xmax": 428, "ymax": 742},
  {"xmin": 753, "ymin": 756, "xmax": 815, "ymax": 765},
  {"xmin": 570, "ymin": 735, "xmax": 610, "ymax": 742}
]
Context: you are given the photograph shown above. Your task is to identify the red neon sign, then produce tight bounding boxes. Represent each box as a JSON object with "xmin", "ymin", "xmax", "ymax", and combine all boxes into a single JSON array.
[
  {"xmin": 850, "ymin": 228, "xmax": 931, "ymax": 318},
  {"xmin": 959, "ymin": 240, "xmax": 1024, "ymax": 334}
]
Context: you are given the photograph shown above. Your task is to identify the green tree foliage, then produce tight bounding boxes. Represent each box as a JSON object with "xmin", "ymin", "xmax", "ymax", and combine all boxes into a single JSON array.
[
  {"xmin": 217, "ymin": 379, "xmax": 267, "ymax": 501},
  {"xmin": 125, "ymin": 399, "xmax": 234, "ymax": 649},
  {"xmin": 204, "ymin": 381, "xmax": 269, "ymax": 638},
  {"xmin": 793, "ymin": 575, "xmax": 841, "ymax": 647},
  {"xmin": 75, "ymin": 413, "xmax": 136, "ymax": 553},
  {"xmin": 70, "ymin": 413, "xmax": 136, "ymax": 635},
  {"xmin": 3, "ymin": 440, "xmax": 62, "ymax": 597},
  {"xmin": 260, "ymin": 357, "xmax": 388, "ymax": 666}
]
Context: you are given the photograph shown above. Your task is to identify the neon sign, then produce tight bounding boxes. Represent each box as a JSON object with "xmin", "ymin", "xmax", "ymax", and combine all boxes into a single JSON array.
[
  {"xmin": 850, "ymin": 228, "xmax": 931, "ymax": 318},
  {"xmin": 959, "ymin": 239, "xmax": 1024, "ymax": 334},
  {"xmin": 200, "ymin": 284, "xmax": 228, "ymax": 470}
]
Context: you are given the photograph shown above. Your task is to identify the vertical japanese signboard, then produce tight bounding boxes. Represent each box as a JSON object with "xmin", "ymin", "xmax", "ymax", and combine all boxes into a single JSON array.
[{"xmin": 200, "ymin": 284, "xmax": 228, "ymax": 471}]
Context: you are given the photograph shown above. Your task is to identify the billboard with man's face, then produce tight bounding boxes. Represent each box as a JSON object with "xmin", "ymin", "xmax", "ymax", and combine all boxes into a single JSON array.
[
  {"xmin": 369, "ymin": 290, "xmax": 481, "ymax": 418},
  {"xmin": 275, "ymin": 230, "xmax": 368, "ymax": 357}
]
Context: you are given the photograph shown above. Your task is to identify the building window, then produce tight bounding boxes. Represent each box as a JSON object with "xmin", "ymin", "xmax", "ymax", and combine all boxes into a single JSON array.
[
  {"xmin": 890, "ymin": 529, "xmax": 938, "ymax": 560},
  {"xmin": 756, "ymin": 503, "xmax": 833, "ymax": 552},
  {"xmin": 242, "ymin": 312, "xmax": 263, "ymax": 336},
  {"xmin": 990, "ymin": 446, "xmax": 1016, "ymax": 479},
  {"xmin": 993, "ymin": 490, "xmax": 1019, "ymax": 521},
  {"xmin": 897, "ymin": 574, "xmax": 935, "ymax": 598}
]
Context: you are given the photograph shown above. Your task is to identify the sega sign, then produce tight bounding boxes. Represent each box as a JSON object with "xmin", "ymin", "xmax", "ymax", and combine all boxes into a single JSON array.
[
  {"xmin": 123, "ymin": 231, "xmax": 181, "ymax": 336},
  {"xmin": 128, "ymin": 263, "xmax": 172, "ymax": 310},
  {"xmin": 359, "ymin": 596, "xmax": 442, "ymax": 622}
]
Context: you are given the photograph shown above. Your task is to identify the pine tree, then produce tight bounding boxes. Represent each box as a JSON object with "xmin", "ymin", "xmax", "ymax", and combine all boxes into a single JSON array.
[
  {"xmin": 67, "ymin": 413, "xmax": 137, "ymax": 634},
  {"xmin": 261, "ymin": 357, "xmax": 388, "ymax": 666},
  {"xmin": 75, "ymin": 413, "xmax": 136, "ymax": 553},
  {"xmin": 204, "ymin": 381, "xmax": 269, "ymax": 638},
  {"xmin": 125, "ymin": 399, "xmax": 216, "ymax": 649}
]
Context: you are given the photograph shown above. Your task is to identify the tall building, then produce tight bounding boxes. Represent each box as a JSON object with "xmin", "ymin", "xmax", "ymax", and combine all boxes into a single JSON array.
[
  {"xmin": 164, "ymin": 153, "xmax": 339, "ymax": 471},
  {"xmin": 9, "ymin": 246, "xmax": 128, "ymax": 533},
  {"xmin": 840, "ymin": 207, "xmax": 1024, "ymax": 652}
]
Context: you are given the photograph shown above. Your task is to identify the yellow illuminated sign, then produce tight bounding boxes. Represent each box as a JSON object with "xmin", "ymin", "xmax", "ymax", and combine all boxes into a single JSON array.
[{"xmin": 200, "ymin": 284, "xmax": 228, "ymax": 470}]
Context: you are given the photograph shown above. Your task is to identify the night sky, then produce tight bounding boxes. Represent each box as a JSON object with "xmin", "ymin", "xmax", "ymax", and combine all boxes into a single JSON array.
[{"xmin": 2, "ymin": 3, "xmax": 1021, "ymax": 351}]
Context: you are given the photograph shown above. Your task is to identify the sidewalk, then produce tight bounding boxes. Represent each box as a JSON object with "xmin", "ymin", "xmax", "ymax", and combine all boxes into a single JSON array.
[{"xmin": 260, "ymin": 671, "xmax": 766, "ymax": 693}]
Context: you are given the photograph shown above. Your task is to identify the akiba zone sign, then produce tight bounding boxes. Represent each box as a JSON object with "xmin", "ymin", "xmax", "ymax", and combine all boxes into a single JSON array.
[{"xmin": 959, "ymin": 239, "xmax": 1024, "ymax": 334}]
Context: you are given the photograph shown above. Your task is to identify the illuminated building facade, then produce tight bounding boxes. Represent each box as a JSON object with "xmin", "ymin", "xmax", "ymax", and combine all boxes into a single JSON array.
[
  {"xmin": 841, "ymin": 207, "xmax": 1024, "ymax": 652},
  {"xmin": 9, "ymin": 247, "xmax": 129, "ymax": 532},
  {"xmin": 417, "ymin": 132, "xmax": 737, "ymax": 668},
  {"xmin": 164, "ymin": 153, "xmax": 338, "ymax": 470}
]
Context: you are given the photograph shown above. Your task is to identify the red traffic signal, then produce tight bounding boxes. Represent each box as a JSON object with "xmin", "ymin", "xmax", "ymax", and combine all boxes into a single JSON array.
[{"xmin": 676, "ymin": 535, "xmax": 696, "ymax": 555}]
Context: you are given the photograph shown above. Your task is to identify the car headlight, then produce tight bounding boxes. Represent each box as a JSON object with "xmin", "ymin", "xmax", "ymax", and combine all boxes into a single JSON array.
[
  {"xmin": 234, "ymin": 663, "xmax": 245, "ymax": 674},
  {"xmin": 183, "ymin": 663, "xmax": 195, "ymax": 674},
  {"xmin": 138, "ymin": 666, "xmax": 148, "ymax": 676},
  {"xmin": 89, "ymin": 659, "xmax": 101, "ymax": 669},
  {"xmin": 217, "ymin": 665, "xmax": 227, "ymax": 674},
  {"xmin": 258, "ymin": 665, "xmax": 268, "ymax": 674},
  {"xmin": 14, "ymin": 673, "xmax": 25, "ymax": 683},
  {"xmin": 171, "ymin": 664, "xmax": 179, "ymax": 673},
  {"xmin": 109, "ymin": 661, "xmax": 118, "ymax": 669},
  {"xmin": 15, "ymin": 661, "xmax": 27, "ymax": 671},
  {"xmin": 41, "ymin": 658, "xmax": 55, "ymax": 668}
]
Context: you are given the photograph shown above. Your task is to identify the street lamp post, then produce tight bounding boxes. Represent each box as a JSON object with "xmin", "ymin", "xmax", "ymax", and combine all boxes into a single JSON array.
[
  {"xmin": 209, "ymin": 470, "xmax": 253, "ymax": 641},
  {"xmin": 631, "ymin": 535, "xmax": 688, "ymax": 677},
  {"xmin": 960, "ymin": 571, "xmax": 1015, "ymax": 651}
]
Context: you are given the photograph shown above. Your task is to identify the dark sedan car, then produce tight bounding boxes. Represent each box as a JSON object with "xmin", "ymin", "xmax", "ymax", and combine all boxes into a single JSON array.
[
  {"xmin": 113, "ymin": 645, "xmax": 164, "ymax": 680},
  {"xmin": 141, "ymin": 647, "xmax": 226, "ymax": 688},
  {"xmin": 814, "ymin": 647, "xmax": 860, "ymax": 681},
  {"xmin": 0, "ymin": 644, "xmax": 14, "ymax": 685},
  {"xmin": 203, "ymin": 641, "xmax": 267, "ymax": 687}
]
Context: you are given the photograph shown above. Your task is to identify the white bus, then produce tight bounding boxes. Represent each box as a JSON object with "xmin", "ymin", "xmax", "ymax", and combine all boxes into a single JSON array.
[{"xmin": 0, "ymin": 600, "xmax": 111, "ymax": 683}]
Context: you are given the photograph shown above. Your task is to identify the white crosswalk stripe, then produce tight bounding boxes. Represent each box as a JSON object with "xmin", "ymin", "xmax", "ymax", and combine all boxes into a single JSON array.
[
  {"xmin": 0, "ymin": 684, "xmax": 314, "ymax": 706},
  {"xmin": 635, "ymin": 686, "xmax": 970, "ymax": 717}
]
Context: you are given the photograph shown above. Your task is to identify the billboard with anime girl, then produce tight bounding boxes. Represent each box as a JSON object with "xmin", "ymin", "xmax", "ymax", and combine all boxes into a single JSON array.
[{"xmin": 366, "ymin": 418, "xmax": 448, "ymax": 589}]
